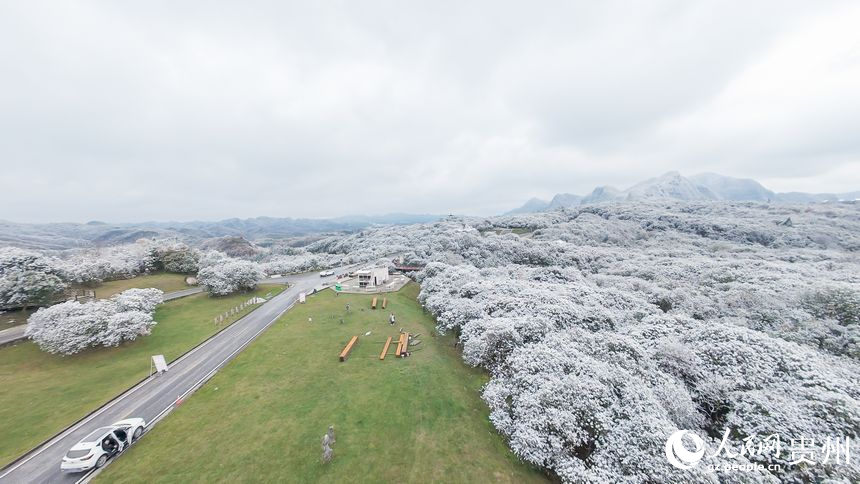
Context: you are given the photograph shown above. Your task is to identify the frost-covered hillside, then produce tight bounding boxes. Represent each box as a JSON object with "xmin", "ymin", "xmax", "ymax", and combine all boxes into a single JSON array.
[{"xmin": 308, "ymin": 201, "xmax": 860, "ymax": 483}]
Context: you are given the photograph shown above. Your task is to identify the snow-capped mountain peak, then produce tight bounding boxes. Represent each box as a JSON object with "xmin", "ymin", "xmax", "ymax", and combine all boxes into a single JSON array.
[{"xmin": 506, "ymin": 172, "xmax": 858, "ymax": 214}]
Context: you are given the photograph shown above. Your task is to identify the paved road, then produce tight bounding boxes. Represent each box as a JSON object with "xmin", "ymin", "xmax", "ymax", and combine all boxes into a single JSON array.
[
  {"xmin": 161, "ymin": 277, "xmax": 330, "ymax": 300},
  {"xmin": 0, "ymin": 267, "xmax": 355, "ymax": 484},
  {"xmin": 0, "ymin": 326, "xmax": 25, "ymax": 347},
  {"xmin": 161, "ymin": 287, "xmax": 204, "ymax": 301}
]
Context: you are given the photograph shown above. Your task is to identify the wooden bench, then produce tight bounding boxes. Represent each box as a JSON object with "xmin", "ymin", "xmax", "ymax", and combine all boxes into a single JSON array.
[
  {"xmin": 379, "ymin": 336, "xmax": 393, "ymax": 360},
  {"xmin": 371, "ymin": 297, "xmax": 377, "ymax": 309},
  {"xmin": 381, "ymin": 297, "xmax": 387, "ymax": 309},
  {"xmin": 339, "ymin": 335, "xmax": 359, "ymax": 362}
]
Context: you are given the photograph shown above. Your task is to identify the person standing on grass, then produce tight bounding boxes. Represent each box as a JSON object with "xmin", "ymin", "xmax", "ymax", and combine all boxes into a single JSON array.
[{"xmin": 389, "ymin": 313, "xmax": 396, "ymax": 325}]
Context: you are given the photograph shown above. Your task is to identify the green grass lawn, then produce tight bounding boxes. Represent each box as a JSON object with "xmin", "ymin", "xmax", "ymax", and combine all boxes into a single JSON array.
[
  {"xmin": 0, "ymin": 284, "xmax": 285, "ymax": 467},
  {"xmin": 2, "ymin": 274, "xmax": 192, "ymax": 330},
  {"xmin": 97, "ymin": 283, "xmax": 547, "ymax": 484},
  {"xmin": 89, "ymin": 272, "xmax": 193, "ymax": 299}
]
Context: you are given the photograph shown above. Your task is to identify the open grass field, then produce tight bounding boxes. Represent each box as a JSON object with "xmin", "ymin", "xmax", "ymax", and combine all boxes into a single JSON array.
[
  {"xmin": 0, "ymin": 284, "xmax": 284, "ymax": 467},
  {"xmin": 89, "ymin": 273, "xmax": 193, "ymax": 299},
  {"xmin": 97, "ymin": 283, "xmax": 547, "ymax": 484},
  {"xmin": 1, "ymin": 308, "xmax": 37, "ymax": 330}
]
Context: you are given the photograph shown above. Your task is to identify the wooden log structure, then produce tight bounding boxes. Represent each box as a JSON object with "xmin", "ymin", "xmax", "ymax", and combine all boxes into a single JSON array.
[
  {"xmin": 379, "ymin": 336, "xmax": 393, "ymax": 360},
  {"xmin": 339, "ymin": 335, "xmax": 359, "ymax": 362},
  {"xmin": 395, "ymin": 333, "xmax": 404, "ymax": 357},
  {"xmin": 396, "ymin": 332, "xmax": 409, "ymax": 357},
  {"xmin": 371, "ymin": 297, "xmax": 378, "ymax": 309},
  {"xmin": 381, "ymin": 297, "xmax": 387, "ymax": 309}
]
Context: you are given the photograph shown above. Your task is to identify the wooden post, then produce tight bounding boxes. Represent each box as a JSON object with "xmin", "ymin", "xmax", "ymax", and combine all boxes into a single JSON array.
[
  {"xmin": 379, "ymin": 336, "xmax": 392, "ymax": 360},
  {"xmin": 396, "ymin": 333, "xmax": 410, "ymax": 357},
  {"xmin": 395, "ymin": 334, "xmax": 404, "ymax": 357},
  {"xmin": 339, "ymin": 336, "xmax": 359, "ymax": 362}
]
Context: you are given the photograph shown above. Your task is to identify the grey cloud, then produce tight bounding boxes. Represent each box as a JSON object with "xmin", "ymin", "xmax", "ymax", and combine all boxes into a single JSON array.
[{"xmin": 0, "ymin": 0, "xmax": 857, "ymax": 222}]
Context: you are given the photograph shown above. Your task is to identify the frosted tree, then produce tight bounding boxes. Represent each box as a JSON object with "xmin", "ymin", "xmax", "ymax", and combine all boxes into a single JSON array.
[
  {"xmin": 197, "ymin": 258, "xmax": 264, "ymax": 296},
  {"xmin": 57, "ymin": 241, "xmax": 157, "ymax": 284},
  {"xmin": 0, "ymin": 247, "xmax": 66, "ymax": 308},
  {"xmin": 151, "ymin": 241, "xmax": 200, "ymax": 274},
  {"xmin": 376, "ymin": 201, "xmax": 860, "ymax": 483},
  {"xmin": 26, "ymin": 288, "xmax": 163, "ymax": 355},
  {"xmin": 112, "ymin": 287, "xmax": 164, "ymax": 312}
]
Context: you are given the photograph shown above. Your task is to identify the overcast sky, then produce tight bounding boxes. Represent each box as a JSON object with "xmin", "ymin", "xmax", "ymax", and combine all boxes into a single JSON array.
[{"xmin": 1, "ymin": 1, "xmax": 859, "ymax": 223}]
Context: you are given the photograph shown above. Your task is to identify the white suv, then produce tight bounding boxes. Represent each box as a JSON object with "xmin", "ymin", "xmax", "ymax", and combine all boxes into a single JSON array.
[
  {"xmin": 319, "ymin": 270, "xmax": 335, "ymax": 277},
  {"xmin": 60, "ymin": 418, "xmax": 146, "ymax": 473}
]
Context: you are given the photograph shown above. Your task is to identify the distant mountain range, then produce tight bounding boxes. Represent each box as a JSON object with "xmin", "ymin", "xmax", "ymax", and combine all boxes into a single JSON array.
[
  {"xmin": 506, "ymin": 172, "xmax": 860, "ymax": 214},
  {"xmin": 4, "ymin": 172, "xmax": 858, "ymax": 250},
  {"xmin": 0, "ymin": 213, "xmax": 442, "ymax": 250}
]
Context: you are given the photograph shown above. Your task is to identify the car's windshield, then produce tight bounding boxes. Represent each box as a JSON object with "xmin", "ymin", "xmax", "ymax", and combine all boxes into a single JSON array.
[
  {"xmin": 81, "ymin": 427, "xmax": 112, "ymax": 443},
  {"xmin": 65, "ymin": 449, "xmax": 90, "ymax": 459}
]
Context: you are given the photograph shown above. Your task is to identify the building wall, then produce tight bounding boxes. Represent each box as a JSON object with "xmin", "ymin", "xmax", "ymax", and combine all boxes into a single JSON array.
[
  {"xmin": 357, "ymin": 267, "xmax": 389, "ymax": 287},
  {"xmin": 371, "ymin": 267, "xmax": 389, "ymax": 284}
]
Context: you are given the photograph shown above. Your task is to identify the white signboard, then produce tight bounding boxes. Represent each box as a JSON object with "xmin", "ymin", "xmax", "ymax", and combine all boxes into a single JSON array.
[
  {"xmin": 151, "ymin": 354, "xmax": 168, "ymax": 375},
  {"xmin": 299, "ymin": 292, "xmax": 306, "ymax": 303}
]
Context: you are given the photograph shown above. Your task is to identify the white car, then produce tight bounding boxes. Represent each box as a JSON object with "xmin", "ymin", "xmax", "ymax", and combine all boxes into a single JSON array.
[
  {"xmin": 60, "ymin": 418, "xmax": 146, "ymax": 473},
  {"xmin": 319, "ymin": 270, "xmax": 335, "ymax": 277}
]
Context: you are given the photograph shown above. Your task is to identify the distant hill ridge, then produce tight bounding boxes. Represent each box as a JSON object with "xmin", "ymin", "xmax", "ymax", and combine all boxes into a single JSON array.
[
  {"xmin": 0, "ymin": 213, "xmax": 442, "ymax": 250},
  {"xmin": 506, "ymin": 172, "xmax": 860, "ymax": 214}
]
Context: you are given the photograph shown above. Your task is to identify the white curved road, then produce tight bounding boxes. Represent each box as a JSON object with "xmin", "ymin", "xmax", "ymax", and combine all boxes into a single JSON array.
[{"xmin": 0, "ymin": 267, "xmax": 356, "ymax": 484}]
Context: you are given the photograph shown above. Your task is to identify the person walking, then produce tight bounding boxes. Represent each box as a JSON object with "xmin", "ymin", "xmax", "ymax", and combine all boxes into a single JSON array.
[{"xmin": 389, "ymin": 313, "xmax": 396, "ymax": 325}]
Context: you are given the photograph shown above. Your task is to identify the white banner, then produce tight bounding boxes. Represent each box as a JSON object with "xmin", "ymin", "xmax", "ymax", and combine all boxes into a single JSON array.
[{"xmin": 152, "ymin": 354, "xmax": 168, "ymax": 373}]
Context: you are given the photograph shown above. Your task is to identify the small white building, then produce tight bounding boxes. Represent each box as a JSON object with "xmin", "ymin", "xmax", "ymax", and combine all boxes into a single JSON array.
[{"xmin": 356, "ymin": 266, "xmax": 389, "ymax": 288}]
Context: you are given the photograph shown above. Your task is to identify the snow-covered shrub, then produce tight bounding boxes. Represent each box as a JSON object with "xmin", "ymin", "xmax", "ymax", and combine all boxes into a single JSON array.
[
  {"xmin": 112, "ymin": 287, "xmax": 164, "ymax": 313},
  {"xmin": 482, "ymin": 329, "xmax": 775, "ymax": 483},
  {"xmin": 801, "ymin": 287, "xmax": 860, "ymax": 326},
  {"xmin": 25, "ymin": 288, "xmax": 163, "ymax": 355}
]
